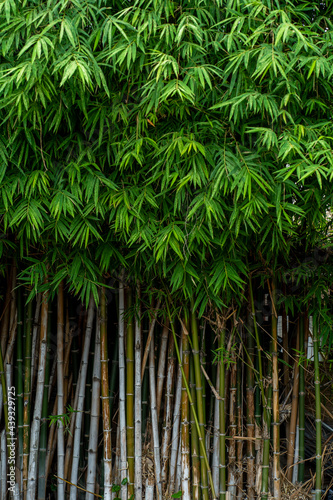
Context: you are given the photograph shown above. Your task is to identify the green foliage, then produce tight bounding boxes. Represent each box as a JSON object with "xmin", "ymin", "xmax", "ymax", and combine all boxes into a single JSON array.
[{"xmin": 0, "ymin": 0, "xmax": 333, "ymax": 311}]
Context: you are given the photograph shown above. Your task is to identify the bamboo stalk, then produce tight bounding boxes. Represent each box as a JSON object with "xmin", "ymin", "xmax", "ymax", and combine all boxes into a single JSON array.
[
  {"xmin": 298, "ymin": 313, "xmax": 305, "ymax": 483},
  {"xmin": 118, "ymin": 277, "xmax": 127, "ymax": 500},
  {"xmin": 271, "ymin": 280, "xmax": 280, "ymax": 500},
  {"xmin": 219, "ymin": 326, "xmax": 226, "ymax": 500},
  {"xmin": 134, "ymin": 283, "xmax": 142, "ymax": 500},
  {"xmin": 30, "ymin": 293, "xmax": 42, "ymax": 397},
  {"xmin": 126, "ymin": 289, "xmax": 135, "ymax": 497},
  {"xmin": 160, "ymin": 326, "xmax": 175, "ymax": 493},
  {"xmin": 191, "ymin": 308, "xmax": 209, "ymax": 500},
  {"xmin": 149, "ymin": 312, "xmax": 163, "ymax": 500},
  {"xmin": 313, "ymin": 315, "xmax": 322, "ymax": 500},
  {"xmin": 181, "ymin": 319, "xmax": 190, "ymax": 500},
  {"xmin": 168, "ymin": 337, "xmax": 182, "ymax": 494},
  {"xmin": 27, "ymin": 288, "xmax": 49, "ymax": 500},
  {"xmin": 38, "ymin": 302, "xmax": 52, "ymax": 500},
  {"xmin": 86, "ymin": 313, "xmax": 101, "ymax": 500},
  {"xmin": 286, "ymin": 321, "xmax": 299, "ymax": 481},
  {"xmin": 23, "ymin": 298, "xmax": 33, "ymax": 499},
  {"xmin": 246, "ymin": 309, "xmax": 255, "ymax": 500},
  {"xmin": 70, "ymin": 294, "xmax": 95, "ymax": 500},
  {"xmin": 156, "ymin": 321, "xmax": 169, "ymax": 421},
  {"xmin": 190, "ymin": 356, "xmax": 201, "ymax": 500},
  {"xmin": 236, "ymin": 350, "xmax": 243, "ymax": 500},
  {"xmin": 16, "ymin": 286, "xmax": 24, "ymax": 490},
  {"xmin": 0, "ymin": 430, "xmax": 6, "ymax": 500},
  {"xmin": 100, "ymin": 286, "xmax": 112, "ymax": 500},
  {"xmin": 228, "ymin": 349, "xmax": 237, "ymax": 500}
]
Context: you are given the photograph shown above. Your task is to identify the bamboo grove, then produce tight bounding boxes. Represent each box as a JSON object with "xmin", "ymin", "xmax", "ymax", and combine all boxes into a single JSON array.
[{"xmin": 0, "ymin": 0, "xmax": 333, "ymax": 498}]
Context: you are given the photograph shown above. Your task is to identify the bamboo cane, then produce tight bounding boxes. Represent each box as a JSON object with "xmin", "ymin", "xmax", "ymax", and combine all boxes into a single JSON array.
[
  {"xmin": 313, "ymin": 315, "xmax": 322, "ymax": 500},
  {"xmin": 23, "ymin": 298, "xmax": 33, "ymax": 499},
  {"xmin": 168, "ymin": 339, "xmax": 182, "ymax": 494},
  {"xmin": 149, "ymin": 313, "xmax": 163, "ymax": 500},
  {"xmin": 56, "ymin": 282, "xmax": 65, "ymax": 500},
  {"xmin": 190, "ymin": 356, "xmax": 201, "ymax": 500},
  {"xmin": 160, "ymin": 325, "xmax": 175, "ymax": 493},
  {"xmin": 271, "ymin": 280, "xmax": 281, "ymax": 500},
  {"xmin": 134, "ymin": 282, "xmax": 142, "ymax": 500},
  {"xmin": 118, "ymin": 277, "xmax": 127, "ymax": 500},
  {"xmin": 156, "ymin": 321, "xmax": 169, "ymax": 421},
  {"xmin": 228, "ymin": 349, "xmax": 237, "ymax": 500},
  {"xmin": 70, "ymin": 294, "xmax": 95, "ymax": 500},
  {"xmin": 16, "ymin": 286, "xmax": 24, "ymax": 490},
  {"xmin": 30, "ymin": 293, "xmax": 42, "ymax": 396},
  {"xmin": 181, "ymin": 319, "xmax": 191, "ymax": 500},
  {"xmin": 27, "ymin": 287, "xmax": 49, "ymax": 500},
  {"xmin": 286, "ymin": 320, "xmax": 299, "ymax": 481},
  {"xmin": 219, "ymin": 326, "xmax": 226, "ymax": 500},
  {"xmin": 236, "ymin": 348, "xmax": 243, "ymax": 500},
  {"xmin": 190, "ymin": 308, "xmax": 209, "ymax": 500},
  {"xmin": 0, "ymin": 430, "xmax": 6, "ymax": 500},
  {"xmin": 246, "ymin": 308, "xmax": 255, "ymax": 500},
  {"xmin": 38, "ymin": 303, "xmax": 52, "ymax": 500},
  {"xmin": 298, "ymin": 313, "xmax": 305, "ymax": 483},
  {"xmin": 86, "ymin": 313, "xmax": 101, "ymax": 500},
  {"xmin": 126, "ymin": 289, "xmax": 135, "ymax": 497},
  {"xmin": 101, "ymin": 286, "xmax": 112, "ymax": 500},
  {"xmin": 261, "ymin": 342, "xmax": 272, "ymax": 500}
]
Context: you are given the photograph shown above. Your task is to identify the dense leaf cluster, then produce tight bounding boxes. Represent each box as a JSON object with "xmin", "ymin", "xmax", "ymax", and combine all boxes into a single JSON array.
[{"xmin": 0, "ymin": 0, "xmax": 333, "ymax": 307}]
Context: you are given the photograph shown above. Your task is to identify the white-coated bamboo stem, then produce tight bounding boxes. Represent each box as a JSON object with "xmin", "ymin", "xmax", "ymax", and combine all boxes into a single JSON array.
[
  {"xmin": 86, "ymin": 317, "xmax": 101, "ymax": 500},
  {"xmin": 57, "ymin": 283, "xmax": 65, "ymax": 500},
  {"xmin": 119, "ymin": 277, "xmax": 127, "ymax": 500},
  {"xmin": 149, "ymin": 324, "xmax": 162, "ymax": 500},
  {"xmin": 134, "ymin": 283, "xmax": 142, "ymax": 500},
  {"xmin": 27, "ymin": 290, "xmax": 48, "ymax": 500},
  {"xmin": 156, "ymin": 322, "xmax": 169, "ymax": 420},
  {"xmin": 70, "ymin": 294, "xmax": 95, "ymax": 500},
  {"xmin": 161, "ymin": 331, "xmax": 176, "ymax": 490},
  {"xmin": 0, "ymin": 429, "xmax": 6, "ymax": 500},
  {"xmin": 169, "ymin": 342, "xmax": 182, "ymax": 493}
]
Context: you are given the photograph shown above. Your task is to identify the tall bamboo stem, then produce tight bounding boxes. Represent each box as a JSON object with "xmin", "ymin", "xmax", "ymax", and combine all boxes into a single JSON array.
[
  {"xmin": 118, "ymin": 277, "xmax": 127, "ymax": 500},
  {"xmin": 286, "ymin": 320, "xmax": 299, "ymax": 482},
  {"xmin": 228, "ymin": 350, "xmax": 237, "ymax": 499},
  {"xmin": 57, "ymin": 283, "xmax": 65, "ymax": 500},
  {"xmin": 27, "ymin": 288, "xmax": 49, "ymax": 500},
  {"xmin": 190, "ymin": 357, "xmax": 201, "ymax": 500},
  {"xmin": 70, "ymin": 294, "xmax": 95, "ymax": 500},
  {"xmin": 246, "ymin": 308, "xmax": 255, "ymax": 500},
  {"xmin": 86, "ymin": 314, "xmax": 101, "ymax": 500},
  {"xmin": 126, "ymin": 289, "xmax": 135, "ymax": 497},
  {"xmin": 23, "ymin": 299, "xmax": 33, "ymax": 499},
  {"xmin": 181, "ymin": 319, "xmax": 190, "ymax": 500},
  {"xmin": 161, "ymin": 328, "xmax": 175, "ymax": 492},
  {"xmin": 16, "ymin": 286, "xmax": 24, "ymax": 489},
  {"xmin": 298, "ymin": 313, "xmax": 305, "ymax": 483},
  {"xmin": 271, "ymin": 280, "xmax": 280, "ymax": 500},
  {"xmin": 313, "ymin": 315, "xmax": 322, "ymax": 500},
  {"xmin": 219, "ymin": 326, "xmax": 226, "ymax": 500},
  {"xmin": 156, "ymin": 321, "xmax": 169, "ymax": 421},
  {"xmin": 101, "ymin": 286, "xmax": 112, "ymax": 500},
  {"xmin": 134, "ymin": 283, "xmax": 142, "ymax": 500}
]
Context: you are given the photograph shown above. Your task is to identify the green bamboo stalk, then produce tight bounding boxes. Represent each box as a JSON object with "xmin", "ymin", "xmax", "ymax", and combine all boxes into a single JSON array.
[
  {"xmin": 23, "ymin": 298, "xmax": 33, "ymax": 499},
  {"xmin": 190, "ymin": 307, "xmax": 209, "ymax": 500},
  {"xmin": 166, "ymin": 302, "xmax": 216, "ymax": 500},
  {"xmin": 190, "ymin": 357, "xmax": 201, "ymax": 500},
  {"xmin": 313, "ymin": 315, "xmax": 322, "ymax": 500},
  {"xmin": 38, "ymin": 302, "xmax": 51, "ymax": 500},
  {"xmin": 126, "ymin": 288, "xmax": 135, "ymax": 497},
  {"xmin": 298, "ymin": 313, "xmax": 305, "ymax": 483}
]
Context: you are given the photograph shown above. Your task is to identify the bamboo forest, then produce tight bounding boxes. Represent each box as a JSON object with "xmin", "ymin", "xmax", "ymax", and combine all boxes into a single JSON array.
[{"xmin": 1, "ymin": 0, "xmax": 333, "ymax": 499}]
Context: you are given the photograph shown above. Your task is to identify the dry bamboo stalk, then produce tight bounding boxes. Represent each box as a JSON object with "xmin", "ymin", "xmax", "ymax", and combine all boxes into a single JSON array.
[
  {"xmin": 181, "ymin": 322, "xmax": 190, "ymax": 500},
  {"xmin": 27, "ymin": 288, "xmax": 49, "ymax": 500},
  {"xmin": 119, "ymin": 277, "xmax": 127, "ymax": 500},
  {"xmin": 134, "ymin": 283, "xmax": 142, "ymax": 500},
  {"xmin": 149, "ymin": 321, "xmax": 163, "ymax": 500},
  {"xmin": 156, "ymin": 321, "xmax": 169, "ymax": 420},
  {"xmin": 70, "ymin": 294, "xmax": 95, "ymax": 500},
  {"xmin": 86, "ymin": 316, "xmax": 101, "ymax": 500},
  {"xmin": 160, "ymin": 329, "xmax": 176, "ymax": 492},
  {"xmin": 286, "ymin": 324, "xmax": 299, "ymax": 481}
]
